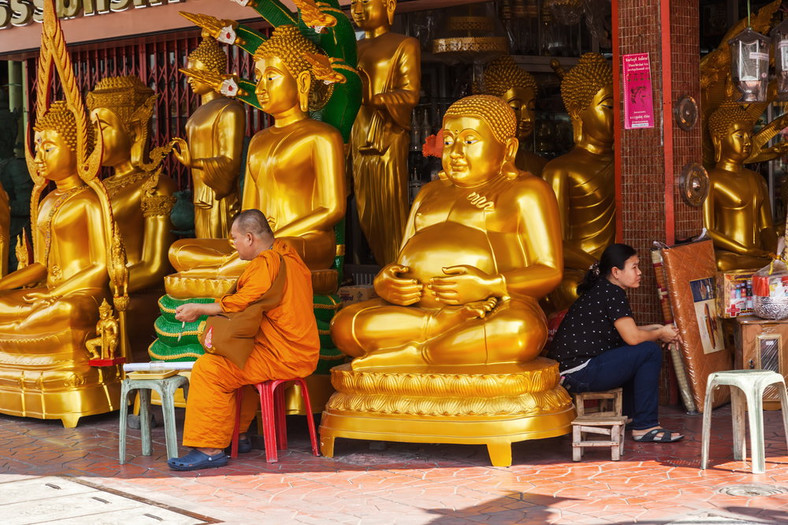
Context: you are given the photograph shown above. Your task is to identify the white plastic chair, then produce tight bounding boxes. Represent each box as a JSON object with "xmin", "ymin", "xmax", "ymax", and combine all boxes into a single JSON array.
[{"xmin": 700, "ymin": 370, "xmax": 788, "ymax": 474}]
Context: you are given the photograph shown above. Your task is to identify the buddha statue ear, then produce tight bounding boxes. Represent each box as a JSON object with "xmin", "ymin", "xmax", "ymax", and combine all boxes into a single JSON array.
[
  {"xmin": 500, "ymin": 136, "xmax": 520, "ymax": 180},
  {"xmin": 297, "ymin": 71, "xmax": 312, "ymax": 113},
  {"xmin": 712, "ymin": 134, "xmax": 722, "ymax": 164},
  {"xmin": 570, "ymin": 114, "xmax": 584, "ymax": 144},
  {"xmin": 386, "ymin": 0, "xmax": 397, "ymax": 26}
]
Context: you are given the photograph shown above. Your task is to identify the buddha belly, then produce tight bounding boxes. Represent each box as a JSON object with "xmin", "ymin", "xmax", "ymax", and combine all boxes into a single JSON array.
[{"xmin": 397, "ymin": 224, "xmax": 495, "ymax": 309}]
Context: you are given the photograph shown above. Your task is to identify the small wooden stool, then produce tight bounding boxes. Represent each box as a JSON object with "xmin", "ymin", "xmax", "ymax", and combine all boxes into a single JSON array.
[{"xmin": 571, "ymin": 388, "xmax": 627, "ymax": 461}]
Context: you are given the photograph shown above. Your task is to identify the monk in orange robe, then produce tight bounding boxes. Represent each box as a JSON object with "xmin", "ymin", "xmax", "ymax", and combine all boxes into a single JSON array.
[{"xmin": 167, "ymin": 209, "xmax": 319, "ymax": 471}]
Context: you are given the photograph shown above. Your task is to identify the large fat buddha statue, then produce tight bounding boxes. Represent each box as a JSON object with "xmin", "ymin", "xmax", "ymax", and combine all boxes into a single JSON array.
[
  {"xmin": 480, "ymin": 55, "xmax": 545, "ymax": 177},
  {"xmin": 172, "ymin": 37, "xmax": 244, "ymax": 240},
  {"xmin": 166, "ymin": 25, "xmax": 346, "ymax": 298},
  {"xmin": 321, "ymin": 95, "xmax": 572, "ymax": 467},
  {"xmin": 541, "ymin": 53, "xmax": 614, "ymax": 310},
  {"xmin": 86, "ymin": 76, "xmax": 175, "ymax": 293},
  {"xmin": 351, "ymin": 0, "xmax": 421, "ymax": 266},
  {"xmin": 704, "ymin": 102, "xmax": 777, "ymax": 271}
]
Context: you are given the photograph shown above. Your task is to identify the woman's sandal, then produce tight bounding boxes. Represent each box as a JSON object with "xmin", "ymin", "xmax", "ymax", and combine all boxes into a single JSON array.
[
  {"xmin": 168, "ymin": 449, "xmax": 229, "ymax": 471},
  {"xmin": 632, "ymin": 428, "xmax": 683, "ymax": 443}
]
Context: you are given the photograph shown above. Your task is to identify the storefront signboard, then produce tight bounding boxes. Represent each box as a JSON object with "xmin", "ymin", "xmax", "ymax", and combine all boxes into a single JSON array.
[{"xmin": 622, "ymin": 53, "xmax": 655, "ymax": 130}]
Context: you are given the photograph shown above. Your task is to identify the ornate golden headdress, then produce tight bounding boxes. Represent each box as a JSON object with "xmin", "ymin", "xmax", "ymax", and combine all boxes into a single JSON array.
[
  {"xmin": 444, "ymin": 94, "xmax": 517, "ymax": 144},
  {"xmin": 86, "ymin": 76, "xmax": 156, "ymax": 128},
  {"xmin": 188, "ymin": 37, "xmax": 227, "ymax": 74},
  {"xmin": 561, "ymin": 53, "xmax": 612, "ymax": 117},
  {"xmin": 482, "ymin": 55, "xmax": 538, "ymax": 99}
]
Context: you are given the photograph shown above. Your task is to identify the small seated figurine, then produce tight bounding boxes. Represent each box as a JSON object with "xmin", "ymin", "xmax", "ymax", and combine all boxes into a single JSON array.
[
  {"xmin": 322, "ymin": 95, "xmax": 572, "ymax": 467},
  {"xmin": 480, "ymin": 55, "xmax": 545, "ymax": 176},
  {"xmin": 704, "ymin": 102, "xmax": 777, "ymax": 271},
  {"xmin": 542, "ymin": 53, "xmax": 614, "ymax": 311},
  {"xmin": 166, "ymin": 25, "xmax": 346, "ymax": 297}
]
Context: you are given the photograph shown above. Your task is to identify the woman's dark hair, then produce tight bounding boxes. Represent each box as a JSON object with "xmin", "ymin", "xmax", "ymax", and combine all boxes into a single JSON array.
[{"xmin": 576, "ymin": 243, "xmax": 638, "ymax": 295}]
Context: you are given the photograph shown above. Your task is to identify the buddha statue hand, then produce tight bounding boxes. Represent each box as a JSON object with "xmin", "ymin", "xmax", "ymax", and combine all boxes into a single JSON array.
[
  {"xmin": 21, "ymin": 291, "xmax": 58, "ymax": 309},
  {"xmin": 428, "ymin": 265, "xmax": 506, "ymax": 305},
  {"xmin": 374, "ymin": 263, "xmax": 423, "ymax": 305},
  {"xmin": 171, "ymin": 137, "xmax": 192, "ymax": 168}
]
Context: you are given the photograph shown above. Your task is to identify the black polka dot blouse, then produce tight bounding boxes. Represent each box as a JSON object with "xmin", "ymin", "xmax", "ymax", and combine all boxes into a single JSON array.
[{"xmin": 546, "ymin": 278, "xmax": 634, "ymax": 372}]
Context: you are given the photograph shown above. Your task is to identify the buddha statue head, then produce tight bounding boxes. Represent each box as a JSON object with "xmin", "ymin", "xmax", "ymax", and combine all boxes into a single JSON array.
[
  {"xmin": 708, "ymin": 102, "xmax": 755, "ymax": 164},
  {"xmin": 561, "ymin": 53, "xmax": 613, "ymax": 145},
  {"xmin": 32, "ymin": 100, "xmax": 82, "ymax": 183},
  {"xmin": 441, "ymin": 94, "xmax": 519, "ymax": 188},
  {"xmin": 253, "ymin": 25, "xmax": 328, "ymax": 115},
  {"xmin": 86, "ymin": 76, "xmax": 157, "ymax": 169},
  {"xmin": 481, "ymin": 55, "xmax": 539, "ymax": 142},
  {"xmin": 351, "ymin": 0, "xmax": 396, "ymax": 31},
  {"xmin": 186, "ymin": 37, "xmax": 227, "ymax": 97}
]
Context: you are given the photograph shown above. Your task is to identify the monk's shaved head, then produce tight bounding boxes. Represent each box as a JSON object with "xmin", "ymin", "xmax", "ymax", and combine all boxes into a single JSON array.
[{"xmin": 232, "ymin": 209, "xmax": 273, "ymax": 239}]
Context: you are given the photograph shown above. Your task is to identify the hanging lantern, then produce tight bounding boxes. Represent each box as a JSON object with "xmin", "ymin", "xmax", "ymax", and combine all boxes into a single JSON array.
[
  {"xmin": 728, "ymin": 27, "xmax": 770, "ymax": 103},
  {"xmin": 773, "ymin": 19, "xmax": 788, "ymax": 101}
]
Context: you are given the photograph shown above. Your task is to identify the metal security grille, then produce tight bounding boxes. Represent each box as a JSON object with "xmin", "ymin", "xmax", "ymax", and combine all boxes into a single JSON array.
[{"xmin": 24, "ymin": 27, "xmax": 269, "ymax": 190}]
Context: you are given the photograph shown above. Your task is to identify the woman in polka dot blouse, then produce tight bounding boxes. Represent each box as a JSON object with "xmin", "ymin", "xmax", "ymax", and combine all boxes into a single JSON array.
[{"xmin": 547, "ymin": 243, "xmax": 684, "ymax": 443}]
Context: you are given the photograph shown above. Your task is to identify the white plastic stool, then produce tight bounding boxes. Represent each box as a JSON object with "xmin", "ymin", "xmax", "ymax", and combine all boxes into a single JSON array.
[{"xmin": 700, "ymin": 370, "xmax": 788, "ymax": 474}]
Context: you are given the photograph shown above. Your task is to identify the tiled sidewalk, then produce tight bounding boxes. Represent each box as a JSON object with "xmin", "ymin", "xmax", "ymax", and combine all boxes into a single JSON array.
[{"xmin": 1, "ymin": 404, "xmax": 788, "ymax": 524}]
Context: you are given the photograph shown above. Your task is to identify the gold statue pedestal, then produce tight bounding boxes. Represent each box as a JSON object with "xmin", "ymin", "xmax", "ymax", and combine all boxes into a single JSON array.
[
  {"xmin": 0, "ymin": 332, "xmax": 122, "ymax": 428},
  {"xmin": 319, "ymin": 357, "xmax": 573, "ymax": 467}
]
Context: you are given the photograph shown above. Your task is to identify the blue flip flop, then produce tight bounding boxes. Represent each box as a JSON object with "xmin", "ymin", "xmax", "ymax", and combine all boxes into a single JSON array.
[{"xmin": 168, "ymin": 449, "xmax": 228, "ymax": 471}]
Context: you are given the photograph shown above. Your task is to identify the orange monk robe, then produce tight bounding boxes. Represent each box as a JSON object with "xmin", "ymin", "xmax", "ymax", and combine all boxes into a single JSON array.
[{"xmin": 182, "ymin": 239, "xmax": 319, "ymax": 449}]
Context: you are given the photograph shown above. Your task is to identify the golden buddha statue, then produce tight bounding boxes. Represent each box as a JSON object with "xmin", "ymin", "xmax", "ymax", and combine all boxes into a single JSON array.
[
  {"xmin": 704, "ymin": 102, "xmax": 777, "ymax": 271},
  {"xmin": 86, "ymin": 76, "xmax": 176, "ymax": 293},
  {"xmin": 321, "ymin": 95, "xmax": 572, "ymax": 466},
  {"xmin": 542, "ymin": 53, "xmax": 614, "ymax": 310},
  {"xmin": 166, "ymin": 25, "xmax": 346, "ymax": 298},
  {"xmin": 480, "ymin": 55, "xmax": 545, "ymax": 176},
  {"xmin": 350, "ymin": 0, "xmax": 421, "ymax": 266},
  {"xmin": 0, "ymin": 0, "xmax": 128, "ymax": 428},
  {"xmin": 172, "ymin": 37, "xmax": 244, "ymax": 240}
]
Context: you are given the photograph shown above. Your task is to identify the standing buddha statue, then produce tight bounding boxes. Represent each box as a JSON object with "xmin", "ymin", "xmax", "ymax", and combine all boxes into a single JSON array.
[
  {"xmin": 351, "ymin": 0, "xmax": 421, "ymax": 266},
  {"xmin": 172, "ymin": 37, "xmax": 244, "ymax": 240},
  {"xmin": 704, "ymin": 102, "xmax": 777, "ymax": 271},
  {"xmin": 86, "ymin": 76, "xmax": 176, "ymax": 293},
  {"xmin": 480, "ymin": 55, "xmax": 545, "ymax": 176},
  {"xmin": 541, "ymin": 53, "xmax": 614, "ymax": 311},
  {"xmin": 166, "ymin": 25, "xmax": 346, "ymax": 298},
  {"xmin": 321, "ymin": 95, "xmax": 572, "ymax": 467}
]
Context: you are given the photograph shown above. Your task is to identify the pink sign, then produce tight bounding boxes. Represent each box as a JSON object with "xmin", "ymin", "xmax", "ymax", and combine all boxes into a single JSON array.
[{"xmin": 622, "ymin": 53, "xmax": 655, "ymax": 130}]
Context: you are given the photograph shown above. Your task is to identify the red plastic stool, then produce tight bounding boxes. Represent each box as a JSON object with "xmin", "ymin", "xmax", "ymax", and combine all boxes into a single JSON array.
[{"xmin": 230, "ymin": 378, "xmax": 320, "ymax": 463}]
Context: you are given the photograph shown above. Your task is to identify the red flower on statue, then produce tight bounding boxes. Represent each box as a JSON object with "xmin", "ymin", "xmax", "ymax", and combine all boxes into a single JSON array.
[{"xmin": 422, "ymin": 129, "xmax": 444, "ymax": 158}]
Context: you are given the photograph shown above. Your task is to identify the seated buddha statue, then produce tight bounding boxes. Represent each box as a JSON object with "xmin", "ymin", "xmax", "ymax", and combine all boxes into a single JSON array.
[
  {"xmin": 331, "ymin": 94, "xmax": 563, "ymax": 369},
  {"xmin": 704, "ymin": 102, "xmax": 777, "ymax": 271},
  {"xmin": 172, "ymin": 37, "xmax": 244, "ymax": 240},
  {"xmin": 86, "ymin": 76, "xmax": 176, "ymax": 293},
  {"xmin": 0, "ymin": 100, "xmax": 118, "ymax": 427},
  {"xmin": 541, "ymin": 53, "xmax": 614, "ymax": 311},
  {"xmin": 321, "ymin": 95, "xmax": 571, "ymax": 467},
  {"xmin": 166, "ymin": 25, "xmax": 346, "ymax": 298},
  {"xmin": 480, "ymin": 55, "xmax": 546, "ymax": 177}
]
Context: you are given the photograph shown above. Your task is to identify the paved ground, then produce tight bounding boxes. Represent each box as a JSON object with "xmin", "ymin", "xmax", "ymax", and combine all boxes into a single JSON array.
[{"xmin": 1, "ymin": 403, "xmax": 788, "ymax": 524}]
